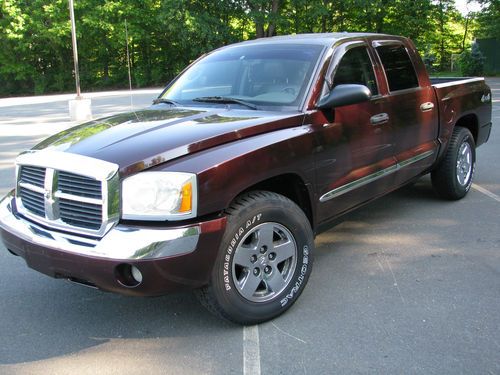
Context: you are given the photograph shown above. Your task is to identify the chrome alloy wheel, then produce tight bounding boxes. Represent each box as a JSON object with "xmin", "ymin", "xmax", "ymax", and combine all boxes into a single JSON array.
[
  {"xmin": 456, "ymin": 141, "xmax": 472, "ymax": 186},
  {"xmin": 232, "ymin": 222, "xmax": 297, "ymax": 303}
]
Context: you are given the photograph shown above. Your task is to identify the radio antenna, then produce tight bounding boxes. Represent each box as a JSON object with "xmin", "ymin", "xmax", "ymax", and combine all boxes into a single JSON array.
[{"xmin": 125, "ymin": 19, "xmax": 133, "ymax": 111}]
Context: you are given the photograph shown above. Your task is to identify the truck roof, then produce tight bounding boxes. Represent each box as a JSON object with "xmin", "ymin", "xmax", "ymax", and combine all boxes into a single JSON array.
[{"xmin": 227, "ymin": 32, "xmax": 399, "ymax": 48}]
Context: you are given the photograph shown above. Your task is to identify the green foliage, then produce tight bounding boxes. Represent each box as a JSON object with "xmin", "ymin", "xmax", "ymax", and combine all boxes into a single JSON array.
[
  {"xmin": 0, "ymin": 0, "xmax": 73, "ymax": 95},
  {"xmin": 0, "ymin": 0, "xmax": 480, "ymax": 96},
  {"xmin": 475, "ymin": 0, "xmax": 500, "ymax": 39},
  {"xmin": 459, "ymin": 43, "xmax": 485, "ymax": 76}
]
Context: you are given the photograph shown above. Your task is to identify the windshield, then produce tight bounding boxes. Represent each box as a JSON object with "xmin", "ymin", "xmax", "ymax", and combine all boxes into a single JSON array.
[{"xmin": 161, "ymin": 43, "xmax": 325, "ymax": 110}]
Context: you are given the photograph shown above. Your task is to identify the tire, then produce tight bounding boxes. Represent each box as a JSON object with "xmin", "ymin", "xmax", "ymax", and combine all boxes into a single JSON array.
[
  {"xmin": 431, "ymin": 126, "xmax": 476, "ymax": 200},
  {"xmin": 195, "ymin": 191, "xmax": 314, "ymax": 325}
]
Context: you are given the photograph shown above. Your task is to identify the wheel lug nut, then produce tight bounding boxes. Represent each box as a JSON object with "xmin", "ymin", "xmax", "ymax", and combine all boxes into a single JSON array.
[
  {"xmin": 260, "ymin": 246, "xmax": 267, "ymax": 254},
  {"xmin": 268, "ymin": 252, "xmax": 276, "ymax": 260},
  {"xmin": 250, "ymin": 255, "xmax": 257, "ymax": 263},
  {"xmin": 253, "ymin": 268, "xmax": 260, "ymax": 276},
  {"xmin": 264, "ymin": 266, "xmax": 272, "ymax": 274}
]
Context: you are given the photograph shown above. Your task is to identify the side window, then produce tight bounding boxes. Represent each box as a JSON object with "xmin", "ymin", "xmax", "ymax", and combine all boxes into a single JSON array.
[
  {"xmin": 332, "ymin": 47, "xmax": 378, "ymax": 95},
  {"xmin": 376, "ymin": 45, "xmax": 419, "ymax": 91}
]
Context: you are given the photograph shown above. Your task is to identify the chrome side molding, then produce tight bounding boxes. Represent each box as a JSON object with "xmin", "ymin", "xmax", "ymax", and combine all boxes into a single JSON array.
[{"xmin": 319, "ymin": 150, "xmax": 434, "ymax": 202}]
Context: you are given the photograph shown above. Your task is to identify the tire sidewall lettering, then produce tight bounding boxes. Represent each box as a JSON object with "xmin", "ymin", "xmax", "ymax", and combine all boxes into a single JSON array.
[
  {"xmin": 465, "ymin": 164, "xmax": 474, "ymax": 192},
  {"xmin": 280, "ymin": 245, "xmax": 309, "ymax": 307},
  {"xmin": 465, "ymin": 136, "xmax": 475, "ymax": 192},
  {"xmin": 223, "ymin": 213, "xmax": 263, "ymax": 292},
  {"xmin": 458, "ymin": 135, "xmax": 475, "ymax": 193},
  {"xmin": 221, "ymin": 211, "xmax": 311, "ymax": 306}
]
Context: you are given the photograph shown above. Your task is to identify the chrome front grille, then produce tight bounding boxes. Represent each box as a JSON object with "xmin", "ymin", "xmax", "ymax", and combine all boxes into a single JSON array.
[
  {"xmin": 15, "ymin": 151, "xmax": 119, "ymax": 237},
  {"xmin": 19, "ymin": 186, "xmax": 45, "ymax": 216},
  {"xmin": 59, "ymin": 171, "xmax": 102, "ymax": 199},
  {"xmin": 59, "ymin": 198, "xmax": 102, "ymax": 230},
  {"xmin": 19, "ymin": 166, "xmax": 45, "ymax": 187}
]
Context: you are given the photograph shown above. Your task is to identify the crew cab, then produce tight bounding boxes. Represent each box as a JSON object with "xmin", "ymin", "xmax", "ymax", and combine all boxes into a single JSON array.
[{"xmin": 0, "ymin": 33, "xmax": 492, "ymax": 324}]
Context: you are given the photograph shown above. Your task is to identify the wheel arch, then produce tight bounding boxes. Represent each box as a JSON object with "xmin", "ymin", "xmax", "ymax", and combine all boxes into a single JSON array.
[
  {"xmin": 436, "ymin": 113, "xmax": 479, "ymax": 165},
  {"xmin": 454, "ymin": 113, "xmax": 478, "ymax": 144},
  {"xmin": 232, "ymin": 173, "xmax": 315, "ymax": 230}
]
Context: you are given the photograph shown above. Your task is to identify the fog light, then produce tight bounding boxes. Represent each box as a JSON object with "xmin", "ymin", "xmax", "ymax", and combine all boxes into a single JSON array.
[
  {"xmin": 115, "ymin": 263, "xmax": 143, "ymax": 287},
  {"xmin": 131, "ymin": 266, "xmax": 143, "ymax": 283}
]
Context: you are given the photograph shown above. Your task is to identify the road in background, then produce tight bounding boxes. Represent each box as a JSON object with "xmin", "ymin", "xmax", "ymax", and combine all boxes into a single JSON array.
[
  {"xmin": 0, "ymin": 89, "xmax": 161, "ymax": 197},
  {"xmin": 0, "ymin": 81, "xmax": 499, "ymax": 374}
]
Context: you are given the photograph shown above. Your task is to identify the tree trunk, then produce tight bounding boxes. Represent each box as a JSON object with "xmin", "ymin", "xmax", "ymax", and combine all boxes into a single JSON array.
[
  {"xmin": 252, "ymin": 0, "xmax": 280, "ymax": 38},
  {"xmin": 103, "ymin": 39, "xmax": 109, "ymax": 82},
  {"xmin": 461, "ymin": 15, "xmax": 469, "ymax": 52},
  {"xmin": 375, "ymin": 0, "xmax": 389, "ymax": 33},
  {"xmin": 321, "ymin": 0, "xmax": 328, "ymax": 33},
  {"xmin": 265, "ymin": 0, "xmax": 280, "ymax": 37},
  {"xmin": 438, "ymin": 0, "xmax": 446, "ymax": 69},
  {"xmin": 338, "ymin": 1, "xmax": 345, "ymax": 31},
  {"xmin": 256, "ymin": 23, "xmax": 265, "ymax": 38}
]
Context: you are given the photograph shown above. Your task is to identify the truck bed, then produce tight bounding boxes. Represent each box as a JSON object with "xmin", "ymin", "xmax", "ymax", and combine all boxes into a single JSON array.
[
  {"xmin": 431, "ymin": 76, "xmax": 492, "ymax": 150},
  {"xmin": 430, "ymin": 76, "xmax": 485, "ymax": 87}
]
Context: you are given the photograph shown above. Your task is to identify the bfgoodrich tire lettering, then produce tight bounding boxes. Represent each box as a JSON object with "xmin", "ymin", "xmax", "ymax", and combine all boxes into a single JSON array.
[
  {"xmin": 195, "ymin": 191, "xmax": 314, "ymax": 325},
  {"xmin": 431, "ymin": 126, "xmax": 476, "ymax": 200}
]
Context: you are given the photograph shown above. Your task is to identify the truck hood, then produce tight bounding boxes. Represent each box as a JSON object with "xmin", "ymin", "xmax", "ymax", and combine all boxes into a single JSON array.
[{"xmin": 33, "ymin": 106, "xmax": 304, "ymax": 176}]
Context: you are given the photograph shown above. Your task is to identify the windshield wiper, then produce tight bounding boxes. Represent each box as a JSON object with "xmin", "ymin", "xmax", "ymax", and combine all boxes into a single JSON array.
[
  {"xmin": 192, "ymin": 96, "xmax": 258, "ymax": 110},
  {"xmin": 152, "ymin": 98, "xmax": 179, "ymax": 106}
]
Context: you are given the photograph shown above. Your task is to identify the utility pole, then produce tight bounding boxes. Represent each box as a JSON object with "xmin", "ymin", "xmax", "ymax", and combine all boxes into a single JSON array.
[
  {"xmin": 68, "ymin": 0, "xmax": 92, "ymax": 121},
  {"xmin": 69, "ymin": 0, "xmax": 81, "ymax": 98}
]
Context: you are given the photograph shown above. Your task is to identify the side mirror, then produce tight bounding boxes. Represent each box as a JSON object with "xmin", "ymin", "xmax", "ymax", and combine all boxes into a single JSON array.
[{"xmin": 316, "ymin": 84, "xmax": 372, "ymax": 109}]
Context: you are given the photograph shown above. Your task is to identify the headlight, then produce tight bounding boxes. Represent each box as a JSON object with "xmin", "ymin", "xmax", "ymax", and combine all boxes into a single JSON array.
[{"xmin": 121, "ymin": 172, "xmax": 197, "ymax": 220}]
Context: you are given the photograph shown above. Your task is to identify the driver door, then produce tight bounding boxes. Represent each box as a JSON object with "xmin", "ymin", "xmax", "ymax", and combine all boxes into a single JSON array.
[{"xmin": 313, "ymin": 42, "xmax": 396, "ymax": 226}]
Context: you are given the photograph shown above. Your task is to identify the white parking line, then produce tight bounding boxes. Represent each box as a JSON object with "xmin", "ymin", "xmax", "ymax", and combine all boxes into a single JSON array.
[
  {"xmin": 243, "ymin": 325, "xmax": 261, "ymax": 375},
  {"xmin": 472, "ymin": 183, "xmax": 500, "ymax": 203}
]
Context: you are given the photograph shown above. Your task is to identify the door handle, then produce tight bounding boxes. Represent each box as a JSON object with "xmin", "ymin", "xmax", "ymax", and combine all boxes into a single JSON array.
[
  {"xmin": 420, "ymin": 102, "xmax": 434, "ymax": 112},
  {"xmin": 370, "ymin": 113, "xmax": 389, "ymax": 125}
]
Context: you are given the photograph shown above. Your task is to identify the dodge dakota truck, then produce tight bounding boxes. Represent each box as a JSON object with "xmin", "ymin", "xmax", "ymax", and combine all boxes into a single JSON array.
[{"xmin": 0, "ymin": 33, "xmax": 492, "ymax": 324}]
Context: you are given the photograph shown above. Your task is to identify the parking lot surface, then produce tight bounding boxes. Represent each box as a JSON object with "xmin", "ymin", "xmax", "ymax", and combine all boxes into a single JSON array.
[{"xmin": 0, "ymin": 80, "xmax": 499, "ymax": 374}]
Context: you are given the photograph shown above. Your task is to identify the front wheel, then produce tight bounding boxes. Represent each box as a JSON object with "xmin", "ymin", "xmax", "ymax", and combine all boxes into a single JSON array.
[
  {"xmin": 431, "ymin": 126, "xmax": 476, "ymax": 200},
  {"xmin": 195, "ymin": 191, "xmax": 314, "ymax": 325}
]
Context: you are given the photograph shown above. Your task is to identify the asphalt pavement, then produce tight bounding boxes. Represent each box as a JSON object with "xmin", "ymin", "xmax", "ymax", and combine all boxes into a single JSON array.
[{"xmin": 0, "ymin": 81, "xmax": 499, "ymax": 375}]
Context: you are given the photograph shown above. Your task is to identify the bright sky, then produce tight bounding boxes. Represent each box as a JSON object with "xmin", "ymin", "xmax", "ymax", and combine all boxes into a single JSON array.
[{"xmin": 454, "ymin": 0, "xmax": 482, "ymax": 15}]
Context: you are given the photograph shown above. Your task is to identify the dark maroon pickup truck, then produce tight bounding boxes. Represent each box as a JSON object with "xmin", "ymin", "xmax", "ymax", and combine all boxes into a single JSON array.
[{"xmin": 0, "ymin": 33, "xmax": 492, "ymax": 324}]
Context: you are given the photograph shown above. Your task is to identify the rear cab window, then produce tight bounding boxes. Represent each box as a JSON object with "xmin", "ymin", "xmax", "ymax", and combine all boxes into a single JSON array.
[{"xmin": 375, "ymin": 44, "xmax": 419, "ymax": 92}]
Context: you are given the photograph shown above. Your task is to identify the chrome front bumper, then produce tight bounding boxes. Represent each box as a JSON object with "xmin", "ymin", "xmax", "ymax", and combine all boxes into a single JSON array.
[{"xmin": 0, "ymin": 191, "xmax": 200, "ymax": 260}]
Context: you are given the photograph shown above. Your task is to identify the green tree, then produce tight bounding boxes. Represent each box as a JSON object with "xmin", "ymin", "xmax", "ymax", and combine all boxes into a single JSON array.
[
  {"xmin": 0, "ymin": 0, "xmax": 73, "ymax": 94},
  {"xmin": 459, "ymin": 42, "xmax": 485, "ymax": 75},
  {"xmin": 0, "ymin": 0, "xmax": 482, "ymax": 97},
  {"xmin": 475, "ymin": 0, "xmax": 500, "ymax": 39}
]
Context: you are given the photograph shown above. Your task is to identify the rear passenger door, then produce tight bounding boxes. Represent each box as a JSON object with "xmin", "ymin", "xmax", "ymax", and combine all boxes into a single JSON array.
[{"xmin": 373, "ymin": 41, "xmax": 439, "ymax": 183}]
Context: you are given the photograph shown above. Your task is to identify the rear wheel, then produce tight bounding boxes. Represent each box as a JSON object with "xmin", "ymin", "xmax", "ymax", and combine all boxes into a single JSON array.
[
  {"xmin": 196, "ymin": 191, "xmax": 314, "ymax": 325},
  {"xmin": 431, "ymin": 126, "xmax": 476, "ymax": 200}
]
